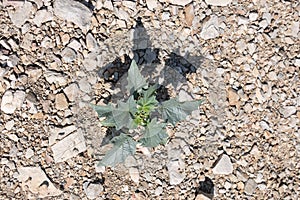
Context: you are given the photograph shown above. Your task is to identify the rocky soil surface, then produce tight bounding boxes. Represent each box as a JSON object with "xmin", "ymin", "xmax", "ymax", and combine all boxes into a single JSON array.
[{"xmin": 0, "ymin": 0, "xmax": 299, "ymax": 199}]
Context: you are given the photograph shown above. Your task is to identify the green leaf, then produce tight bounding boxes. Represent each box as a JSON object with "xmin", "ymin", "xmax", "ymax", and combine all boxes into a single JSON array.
[
  {"xmin": 91, "ymin": 97, "xmax": 138, "ymax": 129},
  {"xmin": 126, "ymin": 60, "xmax": 147, "ymax": 94},
  {"xmin": 159, "ymin": 99, "xmax": 202, "ymax": 125},
  {"xmin": 90, "ymin": 103, "xmax": 113, "ymax": 118},
  {"xmin": 99, "ymin": 133, "xmax": 137, "ymax": 167},
  {"xmin": 90, "ymin": 103, "xmax": 116, "ymax": 127},
  {"xmin": 139, "ymin": 118, "xmax": 168, "ymax": 147},
  {"xmin": 112, "ymin": 96, "xmax": 137, "ymax": 130},
  {"xmin": 137, "ymin": 84, "xmax": 159, "ymax": 108}
]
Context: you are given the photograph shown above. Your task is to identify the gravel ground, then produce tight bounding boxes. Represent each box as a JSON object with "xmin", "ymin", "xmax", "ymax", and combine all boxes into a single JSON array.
[{"xmin": 0, "ymin": 0, "xmax": 299, "ymax": 199}]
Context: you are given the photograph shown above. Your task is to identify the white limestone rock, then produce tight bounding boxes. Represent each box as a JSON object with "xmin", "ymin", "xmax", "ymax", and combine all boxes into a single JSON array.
[
  {"xmin": 51, "ymin": 131, "xmax": 87, "ymax": 163},
  {"xmin": 8, "ymin": 1, "xmax": 33, "ymax": 27},
  {"xmin": 168, "ymin": 0, "xmax": 192, "ymax": 6},
  {"xmin": 18, "ymin": 167, "xmax": 62, "ymax": 198},
  {"xmin": 205, "ymin": 0, "xmax": 232, "ymax": 6},
  {"xmin": 1, "ymin": 90, "xmax": 25, "ymax": 114},
  {"xmin": 53, "ymin": 0, "xmax": 92, "ymax": 31},
  {"xmin": 32, "ymin": 9, "xmax": 53, "ymax": 27},
  {"xmin": 212, "ymin": 154, "xmax": 233, "ymax": 175},
  {"xmin": 200, "ymin": 15, "xmax": 220, "ymax": 40}
]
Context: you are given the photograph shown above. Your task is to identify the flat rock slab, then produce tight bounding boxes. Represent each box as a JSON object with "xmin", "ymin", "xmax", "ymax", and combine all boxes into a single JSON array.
[
  {"xmin": 51, "ymin": 131, "xmax": 87, "ymax": 163},
  {"xmin": 18, "ymin": 167, "xmax": 62, "ymax": 199},
  {"xmin": 53, "ymin": 0, "xmax": 92, "ymax": 31}
]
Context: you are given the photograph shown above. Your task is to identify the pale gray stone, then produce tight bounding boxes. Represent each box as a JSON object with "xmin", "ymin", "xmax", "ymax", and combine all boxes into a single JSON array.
[
  {"xmin": 116, "ymin": 19, "xmax": 127, "ymax": 28},
  {"xmin": 279, "ymin": 106, "xmax": 296, "ymax": 118},
  {"xmin": 3, "ymin": 0, "xmax": 24, "ymax": 7},
  {"xmin": 49, "ymin": 125, "xmax": 78, "ymax": 145},
  {"xmin": 162, "ymin": 12, "xmax": 170, "ymax": 20},
  {"xmin": 146, "ymin": 0, "xmax": 157, "ymax": 11},
  {"xmin": 7, "ymin": 134, "xmax": 19, "ymax": 142},
  {"xmin": 1, "ymin": 90, "xmax": 25, "ymax": 114},
  {"xmin": 20, "ymin": 33, "xmax": 34, "ymax": 51},
  {"xmin": 8, "ymin": 1, "xmax": 33, "ymax": 27},
  {"xmin": 18, "ymin": 167, "xmax": 62, "ymax": 198},
  {"xmin": 68, "ymin": 39, "xmax": 82, "ymax": 51},
  {"xmin": 155, "ymin": 187, "xmax": 163, "ymax": 196},
  {"xmin": 25, "ymin": 148, "xmax": 34, "ymax": 159},
  {"xmin": 51, "ymin": 131, "xmax": 87, "ymax": 163},
  {"xmin": 5, "ymin": 120, "xmax": 15, "ymax": 131},
  {"xmin": 249, "ymin": 12, "xmax": 258, "ymax": 21},
  {"xmin": 26, "ymin": 67, "xmax": 42, "ymax": 82},
  {"xmin": 200, "ymin": 15, "xmax": 220, "ymax": 40},
  {"xmin": 205, "ymin": 0, "xmax": 232, "ymax": 6},
  {"xmin": 83, "ymin": 53, "xmax": 99, "ymax": 71},
  {"xmin": 262, "ymin": 12, "xmax": 272, "ymax": 24},
  {"xmin": 63, "ymin": 83, "xmax": 79, "ymax": 102},
  {"xmin": 169, "ymin": 0, "xmax": 192, "ymax": 6},
  {"xmin": 289, "ymin": 21, "xmax": 299, "ymax": 37},
  {"xmin": 212, "ymin": 154, "xmax": 233, "ymax": 175},
  {"xmin": 83, "ymin": 182, "xmax": 104, "ymax": 200},
  {"xmin": 294, "ymin": 59, "xmax": 300, "ymax": 67},
  {"xmin": 34, "ymin": 0, "xmax": 44, "ymax": 9},
  {"xmin": 7, "ymin": 38, "xmax": 18, "ymax": 51},
  {"xmin": 247, "ymin": 43, "xmax": 256, "ymax": 55},
  {"xmin": 244, "ymin": 179, "xmax": 257, "ymax": 195},
  {"xmin": 41, "ymin": 36, "xmax": 54, "ymax": 48},
  {"xmin": 166, "ymin": 145, "xmax": 186, "ymax": 186},
  {"xmin": 103, "ymin": 0, "xmax": 114, "ymax": 10},
  {"xmin": 95, "ymin": 164, "xmax": 105, "ymax": 173},
  {"xmin": 116, "ymin": 9, "xmax": 129, "ymax": 21},
  {"xmin": 178, "ymin": 90, "xmax": 193, "ymax": 102},
  {"xmin": 32, "ymin": 9, "xmax": 53, "ymax": 27},
  {"xmin": 167, "ymin": 158, "xmax": 186, "ymax": 185},
  {"xmin": 129, "ymin": 167, "xmax": 140, "ymax": 184},
  {"xmin": 95, "ymin": 0, "xmax": 103, "ymax": 9},
  {"xmin": 237, "ymin": 16, "xmax": 249, "ymax": 25},
  {"xmin": 86, "ymin": 33, "xmax": 99, "ymax": 51},
  {"xmin": 259, "ymin": 19, "xmax": 269, "ymax": 29},
  {"xmin": 44, "ymin": 71, "xmax": 68, "ymax": 86},
  {"xmin": 260, "ymin": 121, "xmax": 270, "ymax": 130},
  {"xmin": 122, "ymin": 1, "xmax": 136, "ymax": 10},
  {"xmin": 78, "ymin": 79, "xmax": 91, "ymax": 93},
  {"xmin": 61, "ymin": 47, "xmax": 77, "ymax": 63},
  {"xmin": 236, "ymin": 39, "xmax": 247, "ymax": 53},
  {"xmin": 53, "ymin": 0, "xmax": 92, "ymax": 31}
]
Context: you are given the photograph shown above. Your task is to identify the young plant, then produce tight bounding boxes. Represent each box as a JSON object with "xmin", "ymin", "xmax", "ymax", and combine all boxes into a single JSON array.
[{"xmin": 91, "ymin": 60, "xmax": 202, "ymax": 167}]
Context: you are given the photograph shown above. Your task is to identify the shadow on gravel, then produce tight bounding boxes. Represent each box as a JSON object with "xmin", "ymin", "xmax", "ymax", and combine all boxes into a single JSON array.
[
  {"xmin": 97, "ymin": 17, "xmax": 204, "ymax": 146},
  {"xmin": 196, "ymin": 177, "xmax": 214, "ymax": 199},
  {"xmin": 99, "ymin": 17, "xmax": 202, "ymax": 86}
]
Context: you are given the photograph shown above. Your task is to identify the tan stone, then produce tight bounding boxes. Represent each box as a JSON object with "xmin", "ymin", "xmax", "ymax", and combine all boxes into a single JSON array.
[
  {"xmin": 227, "ymin": 88, "xmax": 240, "ymax": 106},
  {"xmin": 55, "ymin": 93, "xmax": 68, "ymax": 110},
  {"xmin": 195, "ymin": 194, "xmax": 210, "ymax": 200},
  {"xmin": 185, "ymin": 4, "xmax": 194, "ymax": 26}
]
